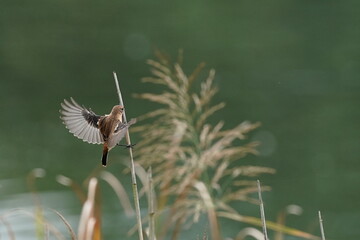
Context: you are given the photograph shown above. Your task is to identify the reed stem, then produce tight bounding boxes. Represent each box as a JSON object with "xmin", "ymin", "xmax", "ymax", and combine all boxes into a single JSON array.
[
  {"xmin": 318, "ymin": 211, "xmax": 326, "ymax": 240},
  {"xmin": 148, "ymin": 167, "xmax": 156, "ymax": 240},
  {"xmin": 257, "ymin": 180, "xmax": 269, "ymax": 240},
  {"xmin": 113, "ymin": 72, "xmax": 144, "ymax": 240}
]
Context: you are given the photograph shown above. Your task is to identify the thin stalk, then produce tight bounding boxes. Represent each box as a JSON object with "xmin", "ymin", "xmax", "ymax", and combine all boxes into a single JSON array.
[
  {"xmin": 148, "ymin": 167, "xmax": 156, "ymax": 240},
  {"xmin": 113, "ymin": 72, "xmax": 144, "ymax": 240},
  {"xmin": 257, "ymin": 180, "xmax": 269, "ymax": 240},
  {"xmin": 318, "ymin": 211, "xmax": 326, "ymax": 240},
  {"xmin": 27, "ymin": 168, "xmax": 46, "ymax": 240}
]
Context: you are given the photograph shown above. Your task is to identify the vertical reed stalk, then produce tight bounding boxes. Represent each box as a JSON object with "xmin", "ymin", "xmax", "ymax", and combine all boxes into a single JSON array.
[
  {"xmin": 148, "ymin": 167, "xmax": 156, "ymax": 240},
  {"xmin": 318, "ymin": 211, "xmax": 326, "ymax": 240},
  {"xmin": 113, "ymin": 72, "xmax": 144, "ymax": 240},
  {"xmin": 257, "ymin": 180, "xmax": 269, "ymax": 240}
]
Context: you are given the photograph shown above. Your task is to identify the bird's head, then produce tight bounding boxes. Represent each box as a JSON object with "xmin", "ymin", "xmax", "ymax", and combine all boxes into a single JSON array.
[{"xmin": 111, "ymin": 105, "xmax": 124, "ymax": 116}]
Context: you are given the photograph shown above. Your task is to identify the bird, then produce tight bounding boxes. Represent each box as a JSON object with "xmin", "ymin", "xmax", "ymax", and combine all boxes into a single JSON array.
[{"xmin": 59, "ymin": 97, "xmax": 136, "ymax": 166}]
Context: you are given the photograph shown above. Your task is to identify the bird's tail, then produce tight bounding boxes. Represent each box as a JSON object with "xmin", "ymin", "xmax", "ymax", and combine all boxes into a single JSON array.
[{"xmin": 102, "ymin": 145, "xmax": 109, "ymax": 167}]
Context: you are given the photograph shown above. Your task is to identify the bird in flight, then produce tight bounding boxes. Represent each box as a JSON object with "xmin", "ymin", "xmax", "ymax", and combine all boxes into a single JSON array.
[{"xmin": 60, "ymin": 98, "xmax": 136, "ymax": 166}]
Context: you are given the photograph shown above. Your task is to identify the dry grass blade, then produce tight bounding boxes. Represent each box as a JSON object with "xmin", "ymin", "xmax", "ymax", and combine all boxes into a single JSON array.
[
  {"xmin": 0, "ymin": 215, "xmax": 15, "ymax": 240},
  {"xmin": 48, "ymin": 208, "xmax": 77, "ymax": 240},
  {"xmin": 100, "ymin": 171, "xmax": 134, "ymax": 217},
  {"xmin": 236, "ymin": 227, "xmax": 264, "ymax": 240},
  {"xmin": 56, "ymin": 174, "xmax": 87, "ymax": 203},
  {"xmin": 1, "ymin": 208, "xmax": 67, "ymax": 240},
  {"xmin": 78, "ymin": 178, "xmax": 101, "ymax": 240}
]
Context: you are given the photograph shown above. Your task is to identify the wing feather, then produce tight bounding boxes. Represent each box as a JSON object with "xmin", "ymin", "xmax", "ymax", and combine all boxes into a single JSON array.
[
  {"xmin": 81, "ymin": 122, "xmax": 93, "ymax": 140},
  {"xmin": 88, "ymin": 127, "xmax": 94, "ymax": 143},
  {"xmin": 91, "ymin": 127, "xmax": 97, "ymax": 144},
  {"xmin": 60, "ymin": 98, "xmax": 104, "ymax": 144},
  {"xmin": 96, "ymin": 130, "xmax": 102, "ymax": 143},
  {"xmin": 61, "ymin": 103, "xmax": 78, "ymax": 113},
  {"xmin": 74, "ymin": 121, "xmax": 87, "ymax": 139},
  {"xmin": 84, "ymin": 124, "xmax": 93, "ymax": 143},
  {"xmin": 70, "ymin": 123, "xmax": 84, "ymax": 134}
]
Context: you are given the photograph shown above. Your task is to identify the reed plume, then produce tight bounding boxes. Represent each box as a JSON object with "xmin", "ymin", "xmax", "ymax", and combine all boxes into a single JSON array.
[{"xmin": 133, "ymin": 52, "xmax": 275, "ymax": 240}]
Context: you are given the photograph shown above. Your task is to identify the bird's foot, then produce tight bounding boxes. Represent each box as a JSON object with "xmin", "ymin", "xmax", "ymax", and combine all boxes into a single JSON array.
[{"xmin": 117, "ymin": 143, "xmax": 136, "ymax": 149}]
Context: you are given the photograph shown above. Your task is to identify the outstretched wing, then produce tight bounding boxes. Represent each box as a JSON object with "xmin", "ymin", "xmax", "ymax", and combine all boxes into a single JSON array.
[
  {"xmin": 60, "ymin": 98, "xmax": 104, "ymax": 144},
  {"xmin": 107, "ymin": 118, "xmax": 137, "ymax": 149}
]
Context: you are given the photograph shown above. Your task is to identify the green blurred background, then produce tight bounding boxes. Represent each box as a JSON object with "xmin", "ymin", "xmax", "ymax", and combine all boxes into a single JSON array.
[{"xmin": 1, "ymin": 0, "xmax": 360, "ymax": 239}]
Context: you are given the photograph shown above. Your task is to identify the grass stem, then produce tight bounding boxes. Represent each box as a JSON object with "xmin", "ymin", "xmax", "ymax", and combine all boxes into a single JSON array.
[
  {"xmin": 318, "ymin": 211, "xmax": 326, "ymax": 240},
  {"xmin": 257, "ymin": 180, "xmax": 269, "ymax": 240},
  {"xmin": 148, "ymin": 167, "xmax": 156, "ymax": 240},
  {"xmin": 113, "ymin": 72, "xmax": 144, "ymax": 240}
]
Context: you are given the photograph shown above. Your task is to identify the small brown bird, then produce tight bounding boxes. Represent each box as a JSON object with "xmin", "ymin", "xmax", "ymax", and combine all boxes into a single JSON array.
[{"xmin": 60, "ymin": 98, "xmax": 136, "ymax": 166}]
